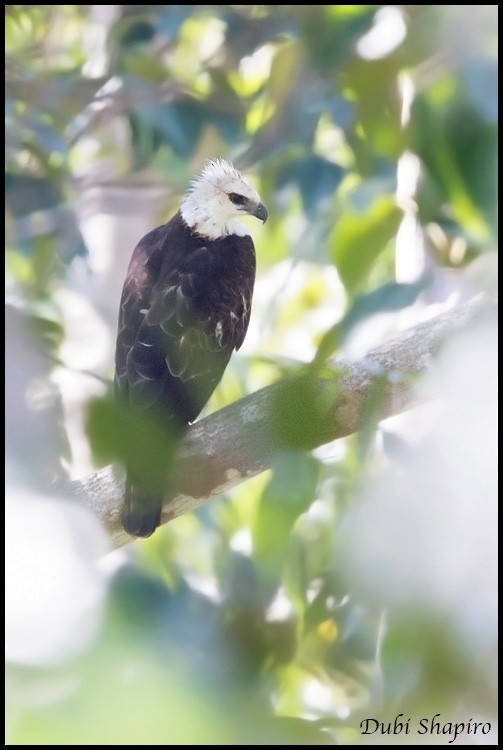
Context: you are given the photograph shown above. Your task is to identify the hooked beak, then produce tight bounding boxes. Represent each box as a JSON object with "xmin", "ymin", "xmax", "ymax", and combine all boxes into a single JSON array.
[{"xmin": 251, "ymin": 202, "xmax": 268, "ymax": 223}]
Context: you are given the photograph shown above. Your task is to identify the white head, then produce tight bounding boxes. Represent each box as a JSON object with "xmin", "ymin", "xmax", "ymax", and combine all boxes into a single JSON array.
[{"xmin": 180, "ymin": 159, "xmax": 267, "ymax": 240}]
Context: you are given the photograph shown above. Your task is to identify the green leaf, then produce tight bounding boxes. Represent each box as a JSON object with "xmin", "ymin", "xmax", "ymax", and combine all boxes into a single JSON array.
[
  {"xmin": 271, "ymin": 370, "xmax": 341, "ymax": 452},
  {"xmin": 253, "ymin": 452, "xmax": 319, "ymax": 588},
  {"xmin": 124, "ymin": 52, "xmax": 168, "ymax": 84},
  {"xmin": 86, "ymin": 396, "xmax": 180, "ymax": 494},
  {"xmin": 301, "ymin": 6, "xmax": 377, "ymax": 72},
  {"xmin": 267, "ymin": 40, "xmax": 304, "ymax": 107},
  {"xmin": 314, "ymin": 277, "xmax": 431, "ymax": 364},
  {"xmin": 357, "ymin": 373, "xmax": 388, "ymax": 460},
  {"xmin": 146, "ymin": 101, "xmax": 203, "ymax": 157},
  {"xmin": 330, "ymin": 195, "xmax": 402, "ymax": 293},
  {"xmin": 412, "ymin": 93, "xmax": 495, "ymax": 242},
  {"xmin": 344, "ymin": 277, "xmax": 431, "ymax": 333},
  {"xmin": 85, "ymin": 395, "xmax": 125, "ymax": 468},
  {"xmin": 278, "ymin": 157, "xmax": 345, "ymax": 218}
]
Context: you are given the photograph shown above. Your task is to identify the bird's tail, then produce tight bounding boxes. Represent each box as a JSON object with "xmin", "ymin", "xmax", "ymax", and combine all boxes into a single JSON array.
[{"xmin": 122, "ymin": 475, "xmax": 162, "ymax": 538}]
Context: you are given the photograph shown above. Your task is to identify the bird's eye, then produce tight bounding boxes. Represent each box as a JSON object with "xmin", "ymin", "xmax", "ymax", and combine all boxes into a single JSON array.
[{"xmin": 229, "ymin": 192, "xmax": 246, "ymax": 206}]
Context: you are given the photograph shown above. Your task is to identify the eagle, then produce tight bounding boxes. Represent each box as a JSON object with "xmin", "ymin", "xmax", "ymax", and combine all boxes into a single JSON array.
[{"xmin": 114, "ymin": 159, "xmax": 267, "ymax": 538}]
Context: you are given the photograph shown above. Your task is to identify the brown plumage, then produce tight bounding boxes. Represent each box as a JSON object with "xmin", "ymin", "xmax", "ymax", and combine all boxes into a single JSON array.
[{"xmin": 114, "ymin": 160, "xmax": 267, "ymax": 537}]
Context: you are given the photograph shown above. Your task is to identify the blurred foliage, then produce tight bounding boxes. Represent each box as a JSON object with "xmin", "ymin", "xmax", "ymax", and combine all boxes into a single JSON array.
[{"xmin": 5, "ymin": 4, "xmax": 497, "ymax": 746}]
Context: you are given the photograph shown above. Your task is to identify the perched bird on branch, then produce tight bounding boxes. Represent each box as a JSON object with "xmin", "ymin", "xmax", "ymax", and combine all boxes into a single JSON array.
[{"xmin": 114, "ymin": 159, "xmax": 267, "ymax": 537}]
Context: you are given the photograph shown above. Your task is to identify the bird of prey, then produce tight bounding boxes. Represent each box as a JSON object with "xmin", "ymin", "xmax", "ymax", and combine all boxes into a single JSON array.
[{"xmin": 114, "ymin": 159, "xmax": 267, "ymax": 537}]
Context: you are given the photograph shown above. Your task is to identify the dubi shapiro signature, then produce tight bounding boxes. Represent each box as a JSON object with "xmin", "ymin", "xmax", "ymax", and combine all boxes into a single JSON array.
[{"xmin": 360, "ymin": 714, "xmax": 492, "ymax": 744}]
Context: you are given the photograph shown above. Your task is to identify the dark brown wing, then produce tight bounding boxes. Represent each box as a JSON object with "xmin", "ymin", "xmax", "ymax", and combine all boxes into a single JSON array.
[{"xmin": 114, "ymin": 224, "xmax": 167, "ymax": 414}]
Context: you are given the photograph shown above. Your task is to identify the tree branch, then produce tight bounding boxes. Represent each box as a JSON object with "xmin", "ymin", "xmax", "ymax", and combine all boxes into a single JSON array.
[{"xmin": 61, "ymin": 295, "xmax": 494, "ymax": 548}]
